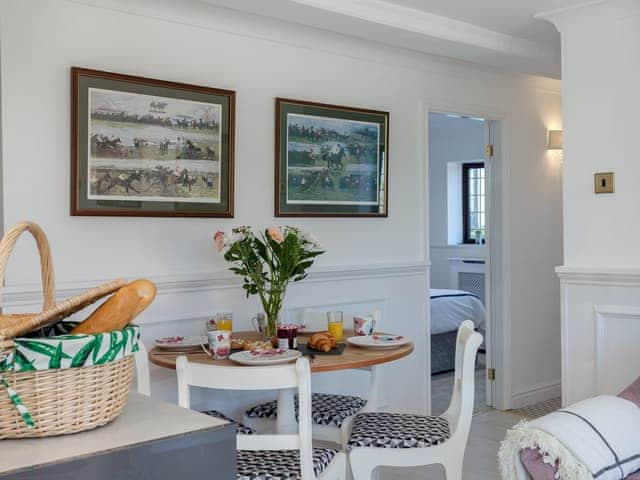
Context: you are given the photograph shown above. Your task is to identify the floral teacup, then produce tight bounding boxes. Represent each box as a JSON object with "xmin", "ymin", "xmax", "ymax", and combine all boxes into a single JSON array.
[{"xmin": 353, "ymin": 315, "xmax": 376, "ymax": 336}]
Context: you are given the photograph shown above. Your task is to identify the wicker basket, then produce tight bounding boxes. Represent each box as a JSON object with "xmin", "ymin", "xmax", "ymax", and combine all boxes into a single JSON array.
[{"xmin": 0, "ymin": 221, "xmax": 134, "ymax": 438}]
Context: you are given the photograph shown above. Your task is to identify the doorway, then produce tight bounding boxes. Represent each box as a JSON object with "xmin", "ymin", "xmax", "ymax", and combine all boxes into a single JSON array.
[{"xmin": 427, "ymin": 111, "xmax": 500, "ymax": 415}]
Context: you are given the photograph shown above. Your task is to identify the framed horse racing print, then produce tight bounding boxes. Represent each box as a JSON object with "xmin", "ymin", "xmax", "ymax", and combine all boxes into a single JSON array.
[
  {"xmin": 275, "ymin": 98, "xmax": 389, "ymax": 217},
  {"xmin": 71, "ymin": 67, "xmax": 235, "ymax": 217}
]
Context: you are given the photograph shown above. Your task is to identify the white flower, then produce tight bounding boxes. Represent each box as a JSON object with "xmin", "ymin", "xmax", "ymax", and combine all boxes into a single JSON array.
[
  {"xmin": 301, "ymin": 231, "xmax": 321, "ymax": 249},
  {"xmin": 226, "ymin": 231, "xmax": 243, "ymax": 246}
]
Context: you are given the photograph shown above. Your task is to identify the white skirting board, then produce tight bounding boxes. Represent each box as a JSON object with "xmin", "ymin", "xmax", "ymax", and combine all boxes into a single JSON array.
[{"xmin": 511, "ymin": 381, "xmax": 561, "ymax": 410}]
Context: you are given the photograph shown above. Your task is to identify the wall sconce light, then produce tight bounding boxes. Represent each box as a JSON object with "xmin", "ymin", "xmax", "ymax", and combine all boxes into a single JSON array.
[{"xmin": 547, "ymin": 130, "xmax": 563, "ymax": 150}]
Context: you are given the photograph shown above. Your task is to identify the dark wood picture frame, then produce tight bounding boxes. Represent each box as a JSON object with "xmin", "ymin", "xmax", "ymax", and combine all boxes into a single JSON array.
[
  {"xmin": 71, "ymin": 67, "xmax": 235, "ymax": 217},
  {"xmin": 275, "ymin": 98, "xmax": 389, "ymax": 217}
]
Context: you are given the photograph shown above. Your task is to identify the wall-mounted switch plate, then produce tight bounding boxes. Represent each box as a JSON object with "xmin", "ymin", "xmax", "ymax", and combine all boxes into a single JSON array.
[{"xmin": 594, "ymin": 172, "xmax": 615, "ymax": 194}]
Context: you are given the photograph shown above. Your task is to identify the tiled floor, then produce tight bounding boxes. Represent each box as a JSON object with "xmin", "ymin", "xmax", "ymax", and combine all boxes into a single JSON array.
[
  {"xmin": 510, "ymin": 397, "xmax": 561, "ymax": 419},
  {"xmin": 373, "ymin": 409, "xmax": 523, "ymax": 479}
]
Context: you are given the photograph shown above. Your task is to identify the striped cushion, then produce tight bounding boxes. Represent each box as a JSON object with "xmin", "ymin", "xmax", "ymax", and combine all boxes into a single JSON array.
[
  {"xmin": 348, "ymin": 412, "xmax": 450, "ymax": 450},
  {"xmin": 237, "ymin": 448, "xmax": 337, "ymax": 479},
  {"xmin": 245, "ymin": 393, "xmax": 366, "ymax": 427},
  {"xmin": 201, "ymin": 410, "xmax": 256, "ymax": 435}
]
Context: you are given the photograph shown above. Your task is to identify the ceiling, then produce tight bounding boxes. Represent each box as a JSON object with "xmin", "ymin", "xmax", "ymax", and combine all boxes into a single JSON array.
[{"xmin": 201, "ymin": 0, "xmax": 593, "ymax": 78}]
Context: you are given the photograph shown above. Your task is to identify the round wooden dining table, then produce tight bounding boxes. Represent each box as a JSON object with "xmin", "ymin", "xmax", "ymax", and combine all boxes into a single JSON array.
[{"xmin": 149, "ymin": 330, "xmax": 414, "ymax": 433}]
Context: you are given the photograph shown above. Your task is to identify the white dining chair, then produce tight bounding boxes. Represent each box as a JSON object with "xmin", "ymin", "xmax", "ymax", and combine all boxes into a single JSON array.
[
  {"xmin": 176, "ymin": 355, "xmax": 347, "ymax": 480},
  {"xmin": 134, "ymin": 341, "xmax": 151, "ymax": 396},
  {"xmin": 347, "ymin": 320, "xmax": 483, "ymax": 480},
  {"xmin": 244, "ymin": 309, "xmax": 378, "ymax": 447},
  {"xmin": 243, "ymin": 367, "xmax": 377, "ymax": 448}
]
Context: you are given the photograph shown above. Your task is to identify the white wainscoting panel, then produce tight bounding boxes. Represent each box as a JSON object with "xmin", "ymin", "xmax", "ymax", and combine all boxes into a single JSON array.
[
  {"xmin": 557, "ymin": 266, "xmax": 640, "ymax": 405},
  {"xmin": 2, "ymin": 262, "xmax": 428, "ymax": 419},
  {"xmin": 595, "ymin": 305, "xmax": 640, "ymax": 395}
]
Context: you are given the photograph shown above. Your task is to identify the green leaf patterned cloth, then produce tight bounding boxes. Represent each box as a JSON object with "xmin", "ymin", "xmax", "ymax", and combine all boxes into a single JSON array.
[{"xmin": 0, "ymin": 325, "xmax": 140, "ymax": 372}]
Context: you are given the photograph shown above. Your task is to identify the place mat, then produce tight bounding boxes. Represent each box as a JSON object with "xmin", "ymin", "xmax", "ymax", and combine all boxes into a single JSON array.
[{"xmin": 297, "ymin": 343, "xmax": 346, "ymax": 356}]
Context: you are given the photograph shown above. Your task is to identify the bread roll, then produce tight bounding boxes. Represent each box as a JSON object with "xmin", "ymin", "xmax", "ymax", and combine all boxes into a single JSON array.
[{"xmin": 71, "ymin": 279, "xmax": 156, "ymax": 335}]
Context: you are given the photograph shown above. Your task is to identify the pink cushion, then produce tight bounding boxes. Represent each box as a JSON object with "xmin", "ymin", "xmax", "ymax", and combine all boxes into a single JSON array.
[
  {"xmin": 520, "ymin": 376, "xmax": 640, "ymax": 479},
  {"xmin": 520, "ymin": 448, "xmax": 557, "ymax": 480},
  {"xmin": 619, "ymin": 376, "xmax": 640, "ymax": 407}
]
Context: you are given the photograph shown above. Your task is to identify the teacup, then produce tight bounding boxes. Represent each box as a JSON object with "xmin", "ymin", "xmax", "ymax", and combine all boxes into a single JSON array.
[
  {"xmin": 353, "ymin": 314, "xmax": 376, "ymax": 336},
  {"xmin": 207, "ymin": 329, "xmax": 231, "ymax": 359},
  {"xmin": 252, "ymin": 313, "xmax": 266, "ymax": 334}
]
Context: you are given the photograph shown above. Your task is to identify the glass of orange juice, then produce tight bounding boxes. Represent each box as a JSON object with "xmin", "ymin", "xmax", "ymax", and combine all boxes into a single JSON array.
[
  {"xmin": 326, "ymin": 311, "xmax": 343, "ymax": 340},
  {"xmin": 215, "ymin": 312, "xmax": 233, "ymax": 332}
]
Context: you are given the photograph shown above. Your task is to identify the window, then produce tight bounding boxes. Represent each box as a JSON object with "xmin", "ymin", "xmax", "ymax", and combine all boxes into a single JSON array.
[{"xmin": 462, "ymin": 162, "xmax": 485, "ymax": 244}]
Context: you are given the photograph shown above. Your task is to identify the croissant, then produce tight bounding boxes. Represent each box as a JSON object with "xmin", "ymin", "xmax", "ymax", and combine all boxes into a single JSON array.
[{"xmin": 308, "ymin": 332, "xmax": 337, "ymax": 352}]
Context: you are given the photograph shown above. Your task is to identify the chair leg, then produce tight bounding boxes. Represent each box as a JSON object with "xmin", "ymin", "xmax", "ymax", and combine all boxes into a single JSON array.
[
  {"xmin": 350, "ymin": 455, "xmax": 376, "ymax": 480},
  {"xmin": 443, "ymin": 461, "xmax": 463, "ymax": 480}
]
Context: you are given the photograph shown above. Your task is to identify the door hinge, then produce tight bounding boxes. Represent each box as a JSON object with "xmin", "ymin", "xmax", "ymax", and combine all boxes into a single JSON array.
[
  {"xmin": 485, "ymin": 144, "xmax": 494, "ymax": 158},
  {"xmin": 487, "ymin": 368, "xmax": 496, "ymax": 381}
]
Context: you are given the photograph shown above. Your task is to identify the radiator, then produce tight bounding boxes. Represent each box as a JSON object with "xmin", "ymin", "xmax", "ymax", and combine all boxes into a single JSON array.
[{"xmin": 448, "ymin": 258, "xmax": 486, "ymax": 304}]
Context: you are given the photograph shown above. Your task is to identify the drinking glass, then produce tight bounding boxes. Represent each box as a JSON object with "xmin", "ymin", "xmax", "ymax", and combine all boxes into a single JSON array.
[
  {"xmin": 215, "ymin": 312, "xmax": 233, "ymax": 331},
  {"xmin": 326, "ymin": 311, "xmax": 344, "ymax": 340}
]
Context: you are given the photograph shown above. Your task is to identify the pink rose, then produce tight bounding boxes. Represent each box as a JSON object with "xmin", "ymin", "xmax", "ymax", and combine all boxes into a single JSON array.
[
  {"xmin": 213, "ymin": 231, "xmax": 226, "ymax": 252},
  {"xmin": 267, "ymin": 226, "xmax": 284, "ymax": 244}
]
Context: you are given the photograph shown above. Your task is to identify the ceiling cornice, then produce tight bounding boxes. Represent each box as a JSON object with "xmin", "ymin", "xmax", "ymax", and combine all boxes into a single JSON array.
[
  {"xmin": 200, "ymin": 0, "xmax": 561, "ymax": 78},
  {"xmin": 287, "ymin": 0, "xmax": 548, "ymax": 60},
  {"xmin": 69, "ymin": 0, "xmax": 561, "ymax": 78}
]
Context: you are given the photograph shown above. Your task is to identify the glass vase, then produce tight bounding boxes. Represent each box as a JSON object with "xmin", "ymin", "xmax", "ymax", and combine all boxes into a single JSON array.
[{"xmin": 264, "ymin": 312, "xmax": 280, "ymax": 340}]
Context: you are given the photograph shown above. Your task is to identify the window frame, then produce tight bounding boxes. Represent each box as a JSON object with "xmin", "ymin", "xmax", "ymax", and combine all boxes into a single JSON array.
[{"xmin": 462, "ymin": 162, "xmax": 486, "ymax": 244}]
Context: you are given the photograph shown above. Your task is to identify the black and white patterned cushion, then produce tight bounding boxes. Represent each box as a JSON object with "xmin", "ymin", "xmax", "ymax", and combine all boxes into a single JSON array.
[
  {"xmin": 347, "ymin": 412, "xmax": 450, "ymax": 450},
  {"xmin": 245, "ymin": 393, "xmax": 366, "ymax": 428},
  {"xmin": 201, "ymin": 410, "xmax": 256, "ymax": 435},
  {"xmin": 237, "ymin": 447, "xmax": 337, "ymax": 479}
]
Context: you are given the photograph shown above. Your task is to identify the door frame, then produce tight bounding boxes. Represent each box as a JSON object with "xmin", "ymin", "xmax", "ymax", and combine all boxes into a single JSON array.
[{"xmin": 424, "ymin": 102, "xmax": 511, "ymax": 411}]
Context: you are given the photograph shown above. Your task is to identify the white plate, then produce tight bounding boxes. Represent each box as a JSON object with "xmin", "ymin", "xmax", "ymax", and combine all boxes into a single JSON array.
[
  {"xmin": 229, "ymin": 349, "xmax": 302, "ymax": 366},
  {"xmin": 346, "ymin": 334, "xmax": 410, "ymax": 349},
  {"xmin": 154, "ymin": 336, "xmax": 206, "ymax": 350}
]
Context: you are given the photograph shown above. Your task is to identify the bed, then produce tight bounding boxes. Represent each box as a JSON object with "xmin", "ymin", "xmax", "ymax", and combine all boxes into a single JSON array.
[{"xmin": 430, "ymin": 288, "xmax": 485, "ymax": 374}]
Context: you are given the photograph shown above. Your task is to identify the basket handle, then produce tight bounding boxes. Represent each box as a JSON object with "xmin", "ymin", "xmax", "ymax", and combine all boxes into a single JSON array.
[{"xmin": 0, "ymin": 222, "xmax": 56, "ymax": 311}]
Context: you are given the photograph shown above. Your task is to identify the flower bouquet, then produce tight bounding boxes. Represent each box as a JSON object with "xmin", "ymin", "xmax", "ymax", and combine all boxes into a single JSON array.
[{"xmin": 214, "ymin": 226, "xmax": 324, "ymax": 338}]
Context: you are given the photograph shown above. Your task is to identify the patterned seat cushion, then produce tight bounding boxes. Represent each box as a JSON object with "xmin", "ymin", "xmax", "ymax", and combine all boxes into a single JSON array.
[
  {"xmin": 201, "ymin": 410, "xmax": 256, "ymax": 435},
  {"xmin": 245, "ymin": 393, "xmax": 366, "ymax": 427},
  {"xmin": 237, "ymin": 447, "xmax": 337, "ymax": 479},
  {"xmin": 347, "ymin": 412, "xmax": 451, "ymax": 450}
]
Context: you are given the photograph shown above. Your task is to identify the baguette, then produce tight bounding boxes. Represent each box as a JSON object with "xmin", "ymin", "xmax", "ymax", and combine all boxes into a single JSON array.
[{"xmin": 71, "ymin": 279, "xmax": 156, "ymax": 335}]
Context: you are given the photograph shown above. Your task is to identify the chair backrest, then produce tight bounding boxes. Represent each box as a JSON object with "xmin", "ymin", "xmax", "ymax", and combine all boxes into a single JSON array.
[
  {"xmin": 176, "ymin": 356, "xmax": 315, "ymax": 480},
  {"xmin": 442, "ymin": 320, "xmax": 483, "ymax": 443},
  {"xmin": 134, "ymin": 341, "xmax": 151, "ymax": 396}
]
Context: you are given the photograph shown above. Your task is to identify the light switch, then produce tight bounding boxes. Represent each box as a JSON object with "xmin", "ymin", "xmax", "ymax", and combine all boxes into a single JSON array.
[{"xmin": 594, "ymin": 172, "xmax": 615, "ymax": 194}]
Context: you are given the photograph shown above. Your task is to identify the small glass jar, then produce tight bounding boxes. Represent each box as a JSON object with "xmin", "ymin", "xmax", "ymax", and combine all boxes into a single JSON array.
[{"xmin": 277, "ymin": 324, "xmax": 298, "ymax": 350}]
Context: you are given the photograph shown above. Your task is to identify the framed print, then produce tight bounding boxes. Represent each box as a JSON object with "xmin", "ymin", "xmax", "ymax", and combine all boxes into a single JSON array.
[
  {"xmin": 275, "ymin": 98, "xmax": 389, "ymax": 217},
  {"xmin": 71, "ymin": 67, "xmax": 235, "ymax": 217}
]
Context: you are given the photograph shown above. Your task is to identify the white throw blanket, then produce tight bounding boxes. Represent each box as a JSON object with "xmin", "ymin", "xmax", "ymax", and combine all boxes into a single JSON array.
[{"xmin": 499, "ymin": 395, "xmax": 640, "ymax": 480}]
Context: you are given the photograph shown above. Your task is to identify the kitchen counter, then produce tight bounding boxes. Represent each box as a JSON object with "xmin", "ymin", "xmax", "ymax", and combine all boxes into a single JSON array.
[{"xmin": 0, "ymin": 393, "xmax": 236, "ymax": 479}]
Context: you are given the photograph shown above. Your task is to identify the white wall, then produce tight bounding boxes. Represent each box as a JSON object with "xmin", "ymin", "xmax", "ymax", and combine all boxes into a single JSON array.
[
  {"xmin": 0, "ymin": 0, "xmax": 562, "ymax": 410},
  {"xmin": 552, "ymin": 0, "xmax": 640, "ymax": 268},
  {"xmin": 543, "ymin": 0, "xmax": 640, "ymax": 405},
  {"xmin": 428, "ymin": 113, "xmax": 486, "ymax": 288}
]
